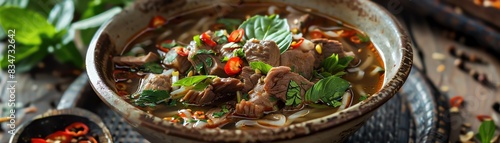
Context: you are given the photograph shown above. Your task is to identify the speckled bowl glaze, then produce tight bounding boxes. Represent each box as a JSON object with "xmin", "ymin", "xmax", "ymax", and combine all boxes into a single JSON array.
[{"xmin": 86, "ymin": 0, "xmax": 413, "ymax": 142}]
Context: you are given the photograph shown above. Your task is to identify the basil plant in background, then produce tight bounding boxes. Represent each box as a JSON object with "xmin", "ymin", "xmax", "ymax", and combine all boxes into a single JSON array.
[{"xmin": 0, "ymin": 0, "xmax": 132, "ymax": 72}]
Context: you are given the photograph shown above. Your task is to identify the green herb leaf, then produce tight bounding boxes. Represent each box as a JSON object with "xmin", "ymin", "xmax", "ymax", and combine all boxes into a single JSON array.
[
  {"xmin": 478, "ymin": 120, "xmax": 496, "ymax": 143},
  {"xmin": 286, "ymin": 80, "xmax": 302, "ymax": 107},
  {"xmin": 305, "ymin": 76, "xmax": 350, "ymax": 107},
  {"xmin": 221, "ymin": 56, "xmax": 230, "ymax": 62},
  {"xmin": 238, "ymin": 15, "xmax": 292, "ymax": 54},
  {"xmin": 214, "ymin": 30, "xmax": 228, "ymax": 44},
  {"xmin": 217, "ymin": 18, "xmax": 242, "ymax": 32},
  {"xmin": 195, "ymin": 62, "xmax": 204, "ymax": 74},
  {"xmin": 359, "ymin": 95, "xmax": 368, "ymax": 101},
  {"xmin": 161, "ymin": 41, "xmax": 178, "ymax": 49},
  {"xmin": 249, "ymin": 61, "xmax": 273, "ymax": 74},
  {"xmin": 193, "ymin": 81, "xmax": 209, "ymax": 91},
  {"xmin": 140, "ymin": 62, "xmax": 163, "ymax": 74},
  {"xmin": 134, "ymin": 90, "xmax": 170, "ymax": 107},
  {"xmin": 173, "ymin": 75, "xmax": 216, "ymax": 86},
  {"xmin": 233, "ymin": 48, "xmax": 245, "ymax": 58},
  {"xmin": 53, "ymin": 40, "xmax": 84, "ymax": 68},
  {"xmin": 356, "ymin": 33, "xmax": 370, "ymax": 43},
  {"xmin": 48, "ymin": 0, "xmax": 75, "ymax": 31},
  {"xmin": 193, "ymin": 34, "xmax": 202, "ymax": 47},
  {"xmin": 0, "ymin": 0, "xmax": 29, "ymax": 8},
  {"xmin": 322, "ymin": 54, "xmax": 354, "ymax": 76},
  {"xmin": 212, "ymin": 105, "xmax": 230, "ymax": 118},
  {"xmin": 196, "ymin": 49, "xmax": 215, "ymax": 55},
  {"xmin": 0, "ymin": 7, "xmax": 57, "ymax": 45},
  {"xmin": 205, "ymin": 57, "xmax": 213, "ymax": 67}
]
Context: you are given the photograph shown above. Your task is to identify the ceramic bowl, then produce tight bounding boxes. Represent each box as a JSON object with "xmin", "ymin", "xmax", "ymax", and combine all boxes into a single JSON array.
[
  {"xmin": 86, "ymin": 0, "xmax": 413, "ymax": 142},
  {"xmin": 9, "ymin": 108, "xmax": 113, "ymax": 143}
]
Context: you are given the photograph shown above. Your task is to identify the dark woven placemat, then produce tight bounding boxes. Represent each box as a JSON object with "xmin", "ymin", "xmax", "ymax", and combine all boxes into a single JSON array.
[{"xmin": 78, "ymin": 67, "xmax": 449, "ymax": 142}]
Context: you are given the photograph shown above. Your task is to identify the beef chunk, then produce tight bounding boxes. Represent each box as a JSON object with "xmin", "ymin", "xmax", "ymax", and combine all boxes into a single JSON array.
[
  {"xmin": 140, "ymin": 73, "xmax": 172, "ymax": 91},
  {"xmin": 211, "ymin": 77, "xmax": 244, "ymax": 94},
  {"xmin": 264, "ymin": 66, "xmax": 314, "ymax": 102},
  {"xmin": 234, "ymin": 100, "xmax": 265, "ymax": 119},
  {"xmin": 205, "ymin": 105, "xmax": 234, "ymax": 128},
  {"xmin": 238, "ymin": 66, "xmax": 263, "ymax": 93},
  {"xmin": 280, "ymin": 49, "xmax": 315, "ymax": 79},
  {"xmin": 234, "ymin": 81, "xmax": 277, "ymax": 118},
  {"xmin": 189, "ymin": 54, "xmax": 226, "ymax": 77},
  {"xmin": 162, "ymin": 49, "xmax": 191, "ymax": 74},
  {"xmin": 113, "ymin": 52, "xmax": 159, "ymax": 66},
  {"xmin": 182, "ymin": 85, "xmax": 216, "ymax": 106},
  {"xmin": 311, "ymin": 39, "xmax": 360, "ymax": 68},
  {"xmin": 243, "ymin": 39, "xmax": 280, "ymax": 67},
  {"xmin": 181, "ymin": 77, "xmax": 243, "ymax": 105}
]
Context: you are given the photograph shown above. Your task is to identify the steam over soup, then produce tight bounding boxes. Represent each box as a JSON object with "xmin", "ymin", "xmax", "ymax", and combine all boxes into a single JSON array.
[{"xmin": 112, "ymin": 4, "xmax": 384, "ymax": 129}]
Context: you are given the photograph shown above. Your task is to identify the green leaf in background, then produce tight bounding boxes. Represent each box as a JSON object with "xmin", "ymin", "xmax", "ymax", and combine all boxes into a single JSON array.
[
  {"xmin": 477, "ymin": 120, "xmax": 496, "ymax": 143},
  {"xmin": 48, "ymin": 0, "xmax": 74, "ymax": 31},
  {"xmin": 238, "ymin": 15, "xmax": 292, "ymax": 54},
  {"xmin": 0, "ymin": 7, "xmax": 56, "ymax": 45},
  {"xmin": 0, "ymin": 25, "xmax": 5, "ymax": 40},
  {"xmin": 53, "ymin": 41, "xmax": 83, "ymax": 68},
  {"xmin": 249, "ymin": 61, "xmax": 272, "ymax": 74},
  {"xmin": 63, "ymin": 7, "xmax": 122, "ymax": 44},
  {"xmin": 0, "ymin": 0, "xmax": 29, "ymax": 8}
]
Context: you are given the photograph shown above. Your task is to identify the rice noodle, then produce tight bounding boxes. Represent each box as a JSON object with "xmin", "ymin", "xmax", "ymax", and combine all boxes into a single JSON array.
[
  {"xmin": 358, "ymin": 56, "xmax": 374, "ymax": 70},
  {"xmin": 369, "ymin": 66, "xmax": 384, "ymax": 76},
  {"xmin": 354, "ymin": 70, "xmax": 365, "ymax": 80},
  {"xmin": 347, "ymin": 67, "xmax": 361, "ymax": 73},
  {"xmin": 257, "ymin": 114, "xmax": 286, "ymax": 126},
  {"xmin": 171, "ymin": 86, "xmax": 193, "ymax": 99},
  {"xmin": 355, "ymin": 85, "xmax": 367, "ymax": 96},
  {"xmin": 339, "ymin": 91, "xmax": 353, "ymax": 110},
  {"xmin": 285, "ymin": 109, "xmax": 310, "ymax": 125}
]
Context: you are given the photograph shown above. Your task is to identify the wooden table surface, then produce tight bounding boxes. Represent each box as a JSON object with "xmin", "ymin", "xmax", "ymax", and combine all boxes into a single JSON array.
[{"xmin": 401, "ymin": 13, "xmax": 500, "ymax": 142}]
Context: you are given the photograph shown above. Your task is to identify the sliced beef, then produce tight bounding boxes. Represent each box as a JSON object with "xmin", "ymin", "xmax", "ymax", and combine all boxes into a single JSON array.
[
  {"xmin": 264, "ymin": 66, "xmax": 314, "ymax": 102},
  {"xmin": 280, "ymin": 49, "xmax": 315, "ymax": 79},
  {"xmin": 182, "ymin": 85, "xmax": 216, "ymax": 106},
  {"xmin": 186, "ymin": 40, "xmax": 226, "ymax": 77},
  {"xmin": 211, "ymin": 77, "xmax": 244, "ymax": 94},
  {"xmin": 113, "ymin": 52, "xmax": 159, "ymax": 66},
  {"xmin": 162, "ymin": 49, "xmax": 191, "ymax": 73},
  {"xmin": 234, "ymin": 81, "xmax": 277, "ymax": 118},
  {"xmin": 311, "ymin": 39, "xmax": 360, "ymax": 68},
  {"xmin": 181, "ymin": 77, "xmax": 243, "ymax": 106},
  {"xmin": 243, "ymin": 39, "xmax": 280, "ymax": 67},
  {"xmin": 140, "ymin": 73, "xmax": 172, "ymax": 91},
  {"xmin": 205, "ymin": 105, "xmax": 234, "ymax": 128},
  {"xmin": 234, "ymin": 100, "xmax": 265, "ymax": 119},
  {"xmin": 238, "ymin": 66, "xmax": 263, "ymax": 93}
]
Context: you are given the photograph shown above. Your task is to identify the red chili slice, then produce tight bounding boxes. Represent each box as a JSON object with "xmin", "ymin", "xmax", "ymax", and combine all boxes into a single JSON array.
[
  {"xmin": 309, "ymin": 30, "xmax": 323, "ymax": 39},
  {"xmin": 149, "ymin": 15, "xmax": 167, "ymax": 28},
  {"xmin": 175, "ymin": 47, "xmax": 189, "ymax": 56},
  {"xmin": 477, "ymin": 115, "xmax": 492, "ymax": 122},
  {"xmin": 46, "ymin": 131, "xmax": 72, "ymax": 143},
  {"xmin": 65, "ymin": 122, "xmax": 89, "ymax": 137},
  {"xmin": 31, "ymin": 138, "xmax": 47, "ymax": 143},
  {"xmin": 224, "ymin": 57, "xmax": 243, "ymax": 76},
  {"xmin": 156, "ymin": 39, "xmax": 173, "ymax": 53},
  {"xmin": 200, "ymin": 32, "xmax": 217, "ymax": 47},
  {"xmin": 290, "ymin": 38, "xmax": 304, "ymax": 49},
  {"xmin": 340, "ymin": 30, "xmax": 357, "ymax": 38},
  {"xmin": 228, "ymin": 29, "xmax": 244, "ymax": 43},
  {"xmin": 450, "ymin": 96, "xmax": 464, "ymax": 107}
]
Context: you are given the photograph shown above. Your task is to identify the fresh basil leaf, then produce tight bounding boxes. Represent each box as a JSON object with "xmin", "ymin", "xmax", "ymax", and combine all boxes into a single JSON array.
[
  {"xmin": 305, "ymin": 76, "xmax": 350, "ymax": 107},
  {"xmin": 249, "ymin": 61, "xmax": 272, "ymax": 74},
  {"xmin": 48, "ymin": 0, "xmax": 74, "ymax": 31},
  {"xmin": 134, "ymin": 90, "xmax": 170, "ymax": 107},
  {"xmin": 0, "ymin": 0, "xmax": 29, "ymax": 8},
  {"xmin": 214, "ymin": 30, "xmax": 228, "ymax": 44},
  {"xmin": 286, "ymin": 80, "xmax": 302, "ymax": 107},
  {"xmin": 238, "ymin": 15, "xmax": 292, "ymax": 54},
  {"xmin": 221, "ymin": 56, "xmax": 230, "ymax": 63},
  {"xmin": 322, "ymin": 54, "xmax": 354, "ymax": 76},
  {"xmin": 205, "ymin": 57, "xmax": 213, "ymax": 67},
  {"xmin": 140, "ymin": 62, "xmax": 163, "ymax": 74},
  {"xmin": 53, "ymin": 40, "xmax": 84, "ymax": 68},
  {"xmin": 217, "ymin": 18, "xmax": 242, "ymax": 32},
  {"xmin": 196, "ymin": 49, "xmax": 215, "ymax": 55},
  {"xmin": 331, "ymin": 100, "xmax": 342, "ymax": 108},
  {"xmin": 172, "ymin": 75, "xmax": 216, "ymax": 86},
  {"xmin": 193, "ymin": 81, "xmax": 209, "ymax": 91},
  {"xmin": 194, "ymin": 62, "xmax": 204, "ymax": 74},
  {"xmin": 478, "ymin": 120, "xmax": 496, "ymax": 143},
  {"xmin": 0, "ymin": 7, "xmax": 56, "ymax": 45}
]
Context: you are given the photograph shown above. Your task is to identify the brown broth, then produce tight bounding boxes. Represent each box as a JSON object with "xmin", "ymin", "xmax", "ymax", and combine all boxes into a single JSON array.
[{"xmin": 114, "ymin": 3, "xmax": 385, "ymax": 129}]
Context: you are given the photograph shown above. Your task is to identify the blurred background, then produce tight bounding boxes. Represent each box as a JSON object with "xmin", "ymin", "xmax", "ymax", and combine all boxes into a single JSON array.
[{"xmin": 0, "ymin": 0, "xmax": 499, "ymax": 142}]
